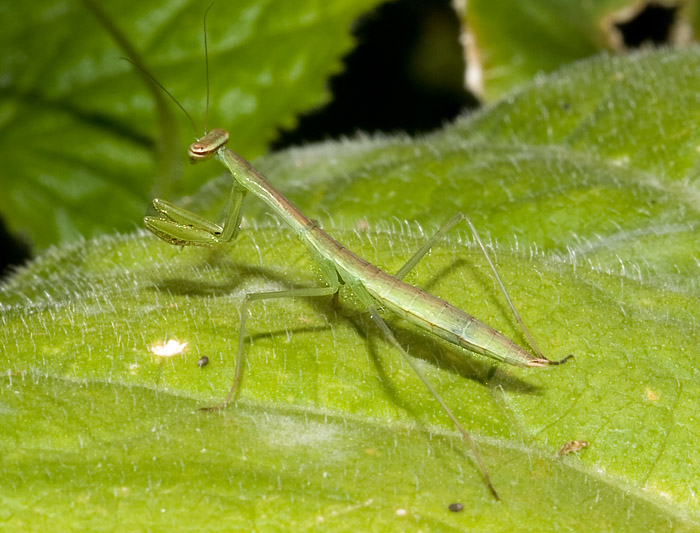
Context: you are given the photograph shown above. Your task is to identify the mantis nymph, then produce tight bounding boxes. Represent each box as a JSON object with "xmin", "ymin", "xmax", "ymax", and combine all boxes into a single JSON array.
[{"xmin": 140, "ymin": 13, "xmax": 572, "ymax": 500}]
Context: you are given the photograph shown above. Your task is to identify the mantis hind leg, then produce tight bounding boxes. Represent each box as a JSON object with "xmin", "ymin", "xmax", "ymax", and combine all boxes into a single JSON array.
[
  {"xmin": 395, "ymin": 213, "xmax": 570, "ymax": 364},
  {"xmin": 363, "ymin": 302, "xmax": 499, "ymax": 500},
  {"xmin": 200, "ymin": 285, "xmax": 339, "ymax": 412}
]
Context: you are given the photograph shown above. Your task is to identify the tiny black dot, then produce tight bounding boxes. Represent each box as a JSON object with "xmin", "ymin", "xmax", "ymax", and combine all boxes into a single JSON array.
[
  {"xmin": 198, "ymin": 356, "xmax": 209, "ymax": 368},
  {"xmin": 448, "ymin": 502, "xmax": 464, "ymax": 513}
]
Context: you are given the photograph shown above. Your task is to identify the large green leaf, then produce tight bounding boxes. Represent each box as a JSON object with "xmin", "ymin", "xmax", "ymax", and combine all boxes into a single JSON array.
[
  {"xmin": 2, "ymin": 48, "xmax": 700, "ymax": 530},
  {"xmin": 0, "ymin": 0, "xmax": 382, "ymax": 250}
]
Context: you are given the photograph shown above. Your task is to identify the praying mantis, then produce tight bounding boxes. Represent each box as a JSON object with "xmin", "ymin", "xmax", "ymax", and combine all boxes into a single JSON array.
[{"xmin": 140, "ymin": 13, "xmax": 572, "ymax": 501}]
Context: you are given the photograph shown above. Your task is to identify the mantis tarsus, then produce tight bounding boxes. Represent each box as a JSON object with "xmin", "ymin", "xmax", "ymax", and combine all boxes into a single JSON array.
[{"xmin": 140, "ymin": 16, "xmax": 572, "ymax": 501}]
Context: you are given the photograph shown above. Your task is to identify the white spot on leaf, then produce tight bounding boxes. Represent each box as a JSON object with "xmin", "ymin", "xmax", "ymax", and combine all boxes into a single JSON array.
[{"xmin": 150, "ymin": 339, "xmax": 188, "ymax": 357}]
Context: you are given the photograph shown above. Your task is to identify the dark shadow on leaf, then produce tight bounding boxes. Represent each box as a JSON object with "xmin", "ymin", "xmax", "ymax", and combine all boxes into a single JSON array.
[
  {"xmin": 344, "ymin": 312, "xmax": 421, "ymax": 419},
  {"xmin": 148, "ymin": 256, "xmax": 308, "ymax": 297},
  {"xmin": 379, "ymin": 315, "xmax": 544, "ymax": 396},
  {"xmin": 153, "ymin": 277, "xmax": 240, "ymax": 297}
]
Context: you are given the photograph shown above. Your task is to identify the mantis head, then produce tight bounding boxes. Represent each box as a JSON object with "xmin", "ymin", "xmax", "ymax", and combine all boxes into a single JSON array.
[{"xmin": 189, "ymin": 128, "xmax": 229, "ymax": 164}]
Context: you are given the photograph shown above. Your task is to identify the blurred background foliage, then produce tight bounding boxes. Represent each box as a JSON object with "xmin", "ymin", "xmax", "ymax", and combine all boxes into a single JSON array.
[{"xmin": 2, "ymin": 0, "xmax": 697, "ymax": 275}]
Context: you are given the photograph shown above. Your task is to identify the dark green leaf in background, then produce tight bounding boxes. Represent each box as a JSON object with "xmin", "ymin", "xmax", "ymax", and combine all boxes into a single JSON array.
[
  {"xmin": 0, "ymin": 0, "xmax": 382, "ymax": 250},
  {"xmin": 457, "ymin": 0, "xmax": 699, "ymax": 100}
]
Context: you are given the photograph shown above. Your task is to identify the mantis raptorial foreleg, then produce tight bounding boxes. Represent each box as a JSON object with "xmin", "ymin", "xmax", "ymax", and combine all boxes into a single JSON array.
[{"xmin": 145, "ymin": 182, "xmax": 247, "ymax": 246}]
